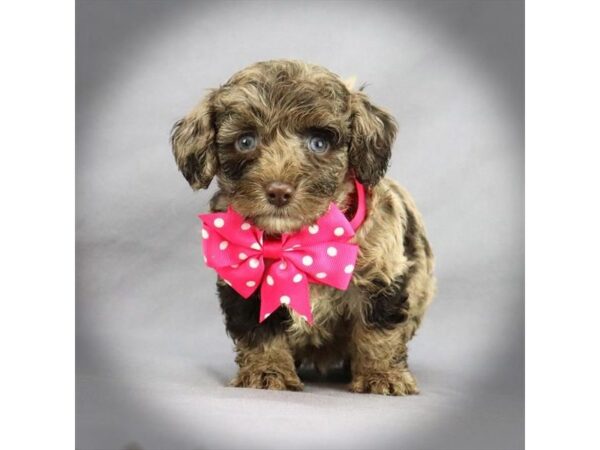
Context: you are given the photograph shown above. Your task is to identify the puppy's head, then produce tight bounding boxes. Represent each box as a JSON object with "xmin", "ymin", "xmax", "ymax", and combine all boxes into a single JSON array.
[{"xmin": 171, "ymin": 60, "xmax": 397, "ymax": 234}]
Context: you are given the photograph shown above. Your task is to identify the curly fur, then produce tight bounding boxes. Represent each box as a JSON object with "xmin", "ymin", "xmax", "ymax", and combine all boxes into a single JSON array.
[{"xmin": 172, "ymin": 60, "xmax": 435, "ymax": 395}]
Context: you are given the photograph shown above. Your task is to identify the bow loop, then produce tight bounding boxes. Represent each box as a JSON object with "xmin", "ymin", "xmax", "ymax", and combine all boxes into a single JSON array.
[
  {"xmin": 283, "ymin": 241, "xmax": 358, "ymax": 291},
  {"xmin": 282, "ymin": 205, "xmax": 356, "ymax": 250},
  {"xmin": 199, "ymin": 207, "xmax": 263, "ymax": 248}
]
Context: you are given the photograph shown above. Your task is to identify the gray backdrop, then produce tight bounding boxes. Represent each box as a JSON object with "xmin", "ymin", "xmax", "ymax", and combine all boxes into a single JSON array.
[{"xmin": 76, "ymin": 1, "xmax": 524, "ymax": 449}]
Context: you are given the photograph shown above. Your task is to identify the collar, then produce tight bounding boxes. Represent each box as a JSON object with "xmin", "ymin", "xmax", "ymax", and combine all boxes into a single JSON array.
[{"xmin": 346, "ymin": 178, "xmax": 367, "ymax": 231}]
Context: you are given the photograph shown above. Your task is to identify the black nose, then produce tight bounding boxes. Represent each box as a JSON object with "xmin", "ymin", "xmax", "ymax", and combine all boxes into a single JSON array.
[{"xmin": 266, "ymin": 181, "xmax": 295, "ymax": 207}]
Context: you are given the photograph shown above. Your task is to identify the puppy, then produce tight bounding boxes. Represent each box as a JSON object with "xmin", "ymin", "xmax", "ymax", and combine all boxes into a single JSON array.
[{"xmin": 171, "ymin": 60, "xmax": 435, "ymax": 395}]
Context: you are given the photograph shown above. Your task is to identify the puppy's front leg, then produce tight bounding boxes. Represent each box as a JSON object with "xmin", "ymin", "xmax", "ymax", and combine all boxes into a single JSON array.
[
  {"xmin": 349, "ymin": 321, "xmax": 419, "ymax": 396},
  {"xmin": 232, "ymin": 335, "xmax": 303, "ymax": 391},
  {"xmin": 217, "ymin": 282, "xmax": 303, "ymax": 391},
  {"xmin": 349, "ymin": 283, "xmax": 420, "ymax": 396}
]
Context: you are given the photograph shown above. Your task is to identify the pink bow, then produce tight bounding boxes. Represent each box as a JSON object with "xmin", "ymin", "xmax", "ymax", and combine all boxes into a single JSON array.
[{"xmin": 198, "ymin": 181, "xmax": 366, "ymax": 324}]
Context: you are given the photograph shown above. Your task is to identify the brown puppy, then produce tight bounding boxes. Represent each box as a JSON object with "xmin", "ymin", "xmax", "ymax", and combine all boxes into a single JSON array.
[{"xmin": 171, "ymin": 60, "xmax": 435, "ymax": 395}]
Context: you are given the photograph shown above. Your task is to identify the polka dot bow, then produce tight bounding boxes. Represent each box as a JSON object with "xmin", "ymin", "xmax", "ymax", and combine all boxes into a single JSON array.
[{"xmin": 198, "ymin": 181, "xmax": 366, "ymax": 324}]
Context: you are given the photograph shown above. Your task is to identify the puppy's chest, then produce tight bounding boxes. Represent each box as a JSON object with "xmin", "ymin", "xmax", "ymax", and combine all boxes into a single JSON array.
[{"xmin": 286, "ymin": 284, "xmax": 354, "ymax": 346}]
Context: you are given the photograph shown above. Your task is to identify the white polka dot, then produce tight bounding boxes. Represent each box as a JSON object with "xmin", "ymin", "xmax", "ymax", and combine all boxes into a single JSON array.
[
  {"xmin": 249, "ymin": 258, "xmax": 260, "ymax": 269},
  {"xmin": 246, "ymin": 280, "xmax": 256, "ymax": 287},
  {"xmin": 302, "ymin": 255, "xmax": 313, "ymax": 266},
  {"xmin": 241, "ymin": 222, "xmax": 251, "ymax": 231},
  {"xmin": 219, "ymin": 240, "xmax": 228, "ymax": 250},
  {"xmin": 264, "ymin": 313, "xmax": 270, "ymax": 319},
  {"xmin": 344, "ymin": 264, "xmax": 354, "ymax": 274},
  {"xmin": 316, "ymin": 272, "xmax": 327, "ymax": 279},
  {"xmin": 214, "ymin": 218, "xmax": 224, "ymax": 228},
  {"xmin": 293, "ymin": 274, "xmax": 303, "ymax": 283},
  {"xmin": 279, "ymin": 261, "xmax": 287, "ymax": 270},
  {"xmin": 308, "ymin": 224, "xmax": 319, "ymax": 234},
  {"xmin": 280, "ymin": 295, "xmax": 291, "ymax": 305},
  {"xmin": 238, "ymin": 252, "xmax": 248, "ymax": 260},
  {"xmin": 327, "ymin": 246, "xmax": 338, "ymax": 257},
  {"xmin": 250, "ymin": 242, "xmax": 261, "ymax": 250},
  {"xmin": 334, "ymin": 227, "xmax": 344, "ymax": 237},
  {"xmin": 266, "ymin": 275, "xmax": 274, "ymax": 286},
  {"xmin": 201, "ymin": 229, "xmax": 209, "ymax": 239}
]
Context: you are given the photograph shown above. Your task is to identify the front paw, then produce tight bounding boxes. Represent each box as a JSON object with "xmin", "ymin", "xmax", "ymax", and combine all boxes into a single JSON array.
[
  {"xmin": 231, "ymin": 367, "xmax": 304, "ymax": 391},
  {"xmin": 350, "ymin": 369, "xmax": 419, "ymax": 396}
]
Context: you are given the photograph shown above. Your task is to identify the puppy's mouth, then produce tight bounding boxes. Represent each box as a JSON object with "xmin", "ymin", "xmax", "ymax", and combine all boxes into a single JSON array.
[
  {"xmin": 241, "ymin": 196, "xmax": 332, "ymax": 235},
  {"xmin": 251, "ymin": 206, "xmax": 320, "ymax": 235}
]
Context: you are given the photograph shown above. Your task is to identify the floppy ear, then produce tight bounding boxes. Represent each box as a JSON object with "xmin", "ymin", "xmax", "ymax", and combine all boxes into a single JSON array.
[
  {"xmin": 348, "ymin": 91, "xmax": 398, "ymax": 187},
  {"xmin": 170, "ymin": 91, "xmax": 219, "ymax": 190}
]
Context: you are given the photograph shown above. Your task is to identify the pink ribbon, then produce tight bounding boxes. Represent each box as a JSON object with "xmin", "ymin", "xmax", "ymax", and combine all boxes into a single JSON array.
[{"xmin": 198, "ymin": 180, "xmax": 366, "ymax": 324}]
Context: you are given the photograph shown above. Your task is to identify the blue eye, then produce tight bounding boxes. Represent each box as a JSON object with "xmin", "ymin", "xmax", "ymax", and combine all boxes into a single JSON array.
[
  {"xmin": 235, "ymin": 133, "xmax": 257, "ymax": 152},
  {"xmin": 308, "ymin": 135, "xmax": 330, "ymax": 153}
]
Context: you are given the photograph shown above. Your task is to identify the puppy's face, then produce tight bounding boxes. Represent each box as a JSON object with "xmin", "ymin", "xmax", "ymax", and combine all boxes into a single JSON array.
[{"xmin": 171, "ymin": 60, "xmax": 397, "ymax": 234}]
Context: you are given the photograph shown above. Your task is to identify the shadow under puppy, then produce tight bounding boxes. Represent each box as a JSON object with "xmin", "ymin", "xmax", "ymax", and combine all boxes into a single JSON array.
[{"xmin": 171, "ymin": 60, "xmax": 435, "ymax": 395}]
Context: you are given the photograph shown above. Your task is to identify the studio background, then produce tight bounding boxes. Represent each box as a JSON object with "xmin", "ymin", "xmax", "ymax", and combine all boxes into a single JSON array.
[{"xmin": 76, "ymin": 1, "xmax": 524, "ymax": 449}]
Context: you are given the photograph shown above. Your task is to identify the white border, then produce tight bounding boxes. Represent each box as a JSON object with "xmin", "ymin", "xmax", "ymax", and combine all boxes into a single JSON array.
[
  {"xmin": 2, "ymin": 0, "xmax": 600, "ymax": 448},
  {"xmin": 527, "ymin": 1, "xmax": 600, "ymax": 449},
  {"xmin": 0, "ymin": 1, "xmax": 74, "ymax": 449}
]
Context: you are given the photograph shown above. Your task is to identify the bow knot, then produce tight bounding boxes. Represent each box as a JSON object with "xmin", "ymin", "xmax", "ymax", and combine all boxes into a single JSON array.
[
  {"xmin": 198, "ymin": 181, "xmax": 366, "ymax": 324},
  {"xmin": 262, "ymin": 239, "xmax": 283, "ymax": 260}
]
